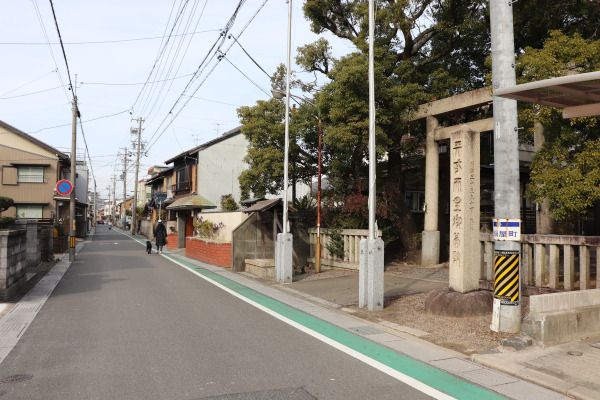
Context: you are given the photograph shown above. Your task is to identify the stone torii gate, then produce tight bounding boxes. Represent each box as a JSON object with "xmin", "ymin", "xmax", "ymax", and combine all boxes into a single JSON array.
[{"xmin": 414, "ymin": 87, "xmax": 493, "ymax": 294}]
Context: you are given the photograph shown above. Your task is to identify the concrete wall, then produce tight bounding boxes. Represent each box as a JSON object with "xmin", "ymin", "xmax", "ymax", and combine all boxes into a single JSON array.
[
  {"xmin": 196, "ymin": 211, "xmax": 249, "ymax": 241},
  {"xmin": 14, "ymin": 220, "xmax": 41, "ymax": 269},
  {"xmin": 0, "ymin": 229, "xmax": 27, "ymax": 301},
  {"xmin": 523, "ymin": 289, "xmax": 600, "ymax": 345}
]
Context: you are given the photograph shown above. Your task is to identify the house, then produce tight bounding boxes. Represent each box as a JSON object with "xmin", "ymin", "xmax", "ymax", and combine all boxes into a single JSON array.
[{"xmin": 0, "ymin": 120, "xmax": 85, "ymax": 231}]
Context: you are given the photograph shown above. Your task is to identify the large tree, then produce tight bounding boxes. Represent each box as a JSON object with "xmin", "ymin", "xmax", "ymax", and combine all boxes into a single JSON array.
[{"xmin": 515, "ymin": 31, "xmax": 600, "ymax": 225}]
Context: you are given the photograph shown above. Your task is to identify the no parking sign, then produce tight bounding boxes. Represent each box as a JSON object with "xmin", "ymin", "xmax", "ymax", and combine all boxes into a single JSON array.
[{"xmin": 56, "ymin": 180, "xmax": 73, "ymax": 196}]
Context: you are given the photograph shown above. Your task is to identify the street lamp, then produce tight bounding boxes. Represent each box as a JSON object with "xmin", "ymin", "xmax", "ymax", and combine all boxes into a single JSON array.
[{"xmin": 272, "ymin": 88, "xmax": 324, "ymax": 273}]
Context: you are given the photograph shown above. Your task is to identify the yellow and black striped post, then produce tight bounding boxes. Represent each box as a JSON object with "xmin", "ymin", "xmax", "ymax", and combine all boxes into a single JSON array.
[
  {"xmin": 69, "ymin": 236, "xmax": 76, "ymax": 249},
  {"xmin": 494, "ymin": 250, "xmax": 519, "ymax": 304}
]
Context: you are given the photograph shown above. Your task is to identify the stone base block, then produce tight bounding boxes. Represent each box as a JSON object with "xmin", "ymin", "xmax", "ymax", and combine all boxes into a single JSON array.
[
  {"xmin": 421, "ymin": 230, "xmax": 440, "ymax": 266},
  {"xmin": 425, "ymin": 287, "xmax": 492, "ymax": 317},
  {"xmin": 245, "ymin": 259, "xmax": 275, "ymax": 279},
  {"xmin": 523, "ymin": 306, "xmax": 600, "ymax": 346}
]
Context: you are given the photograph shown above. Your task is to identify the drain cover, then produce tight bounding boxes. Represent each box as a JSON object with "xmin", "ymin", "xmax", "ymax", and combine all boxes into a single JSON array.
[
  {"xmin": 567, "ymin": 351, "xmax": 583, "ymax": 356},
  {"xmin": 2, "ymin": 374, "xmax": 33, "ymax": 383}
]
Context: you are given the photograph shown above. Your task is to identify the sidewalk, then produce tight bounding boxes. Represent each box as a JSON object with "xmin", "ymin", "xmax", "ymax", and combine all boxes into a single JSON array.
[{"xmin": 259, "ymin": 267, "xmax": 600, "ymax": 400}]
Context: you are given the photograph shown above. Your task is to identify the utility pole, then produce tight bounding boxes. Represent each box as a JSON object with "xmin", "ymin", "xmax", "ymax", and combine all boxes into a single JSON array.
[
  {"xmin": 490, "ymin": 0, "xmax": 522, "ymax": 333},
  {"xmin": 111, "ymin": 174, "xmax": 117, "ymax": 224},
  {"xmin": 121, "ymin": 148, "xmax": 128, "ymax": 229},
  {"xmin": 69, "ymin": 74, "xmax": 78, "ymax": 262},
  {"xmin": 131, "ymin": 118, "xmax": 143, "ymax": 234},
  {"xmin": 93, "ymin": 180, "xmax": 97, "ymax": 230}
]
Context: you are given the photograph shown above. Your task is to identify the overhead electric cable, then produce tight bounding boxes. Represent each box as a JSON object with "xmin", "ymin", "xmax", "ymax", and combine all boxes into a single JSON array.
[
  {"xmin": 130, "ymin": 0, "xmax": 182, "ymax": 113},
  {"xmin": 48, "ymin": 0, "xmax": 74, "ymax": 93},
  {"xmin": 0, "ymin": 85, "xmax": 67, "ymax": 100},
  {"xmin": 228, "ymin": 34, "xmax": 271, "ymax": 78},
  {"xmin": 81, "ymin": 74, "xmax": 194, "ymax": 86},
  {"xmin": 143, "ymin": 0, "xmax": 209, "ymax": 127},
  {"xmin": 221, "ymin": 55, "xmax": 270, "ymax": 96},
  {"xmin": 0, "ymin": 69, "xmax": 58, "ymax": 97},
  {"xmin": 145, "ymin": 0, "xmax": 269, "ymax": 152},
  {"xmin": 0, "ymin": 29, "xmax": 219, "ymax": 45},
  {"xmin": 28, "ymin": 109, "xmax": 130, "ymax": 133},
  {"xmin": 31, "ymin": 0, "xmax": 70, "ymax": 101}
]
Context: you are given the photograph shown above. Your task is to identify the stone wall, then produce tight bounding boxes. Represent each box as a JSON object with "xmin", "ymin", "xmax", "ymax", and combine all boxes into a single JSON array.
[{"xmin": 0, "ymin": 229, "xmax": 27, "ymax": 301}]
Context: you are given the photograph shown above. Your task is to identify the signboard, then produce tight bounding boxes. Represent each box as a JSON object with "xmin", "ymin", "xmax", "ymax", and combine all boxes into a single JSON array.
[
  {"xmin": 56, "ymin": 180, "xmax": 73, "ymax": 196},
  {"xmin": 493, "ymin": 219, "xmax": 521, "ymax": 241}
]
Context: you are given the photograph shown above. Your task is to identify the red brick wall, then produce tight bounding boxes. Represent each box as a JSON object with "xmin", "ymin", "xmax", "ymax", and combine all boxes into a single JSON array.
[
  {"xmin": 165, "ymin": 234, "xmax": 178, "ymax": 249},
  {"xmin": 185, "ymin": 237, "xmax": 231, "ymax": 267}
]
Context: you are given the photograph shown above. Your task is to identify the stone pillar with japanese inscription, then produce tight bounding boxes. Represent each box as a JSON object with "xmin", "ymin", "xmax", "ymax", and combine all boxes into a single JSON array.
[{"xmin": 449, "ymin": 127, "xmax": 480, "ymax": 293}]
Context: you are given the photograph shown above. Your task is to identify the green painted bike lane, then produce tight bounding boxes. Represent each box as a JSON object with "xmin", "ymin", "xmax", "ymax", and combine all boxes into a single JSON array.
[{"xmin": 128, "ymin": 234, "xmax": 506, "ymax": 400}]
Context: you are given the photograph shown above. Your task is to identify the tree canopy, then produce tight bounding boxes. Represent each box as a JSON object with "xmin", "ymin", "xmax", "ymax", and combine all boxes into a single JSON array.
[{"xmin": 239, "ymin": 1, "xmax": 600, "ymax": 249}]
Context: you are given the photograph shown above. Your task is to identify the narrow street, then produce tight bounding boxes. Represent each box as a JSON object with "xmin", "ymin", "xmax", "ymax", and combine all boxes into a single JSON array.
[{"xmin": 0, "ymin": 228, "xmax": 445, "ymax": 400}]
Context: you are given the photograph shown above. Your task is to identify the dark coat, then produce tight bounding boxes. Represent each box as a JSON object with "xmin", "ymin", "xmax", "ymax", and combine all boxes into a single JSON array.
[{"xmin": 154, "ymin": 222, "xmax": 167, "ymax": 246}]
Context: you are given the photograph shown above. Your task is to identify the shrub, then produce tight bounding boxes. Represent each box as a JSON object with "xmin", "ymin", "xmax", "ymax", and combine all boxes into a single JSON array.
[
  {"xmin": 0, "ymin": 216, "xmax": 15, "ymax": 229},
  {"xmin": 194, "ymin": 216, "xmax": 224, "ymax": 239},
  {"xmin": 325, "ymin": 227, "xmax": 345, "ymax": 259},
  {"xmin": 0, "ymin": 196, "xmax": 14, "ymax": 213}
]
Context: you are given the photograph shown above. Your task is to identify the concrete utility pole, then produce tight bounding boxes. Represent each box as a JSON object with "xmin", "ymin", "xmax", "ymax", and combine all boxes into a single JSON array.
[
  {"xmin": 121, "ymin": 148, "xmax": 128, "ymax": 229},
  {"xmin": 69, "ymin": 75, "xmax": 78, "ymax": 262},
  {"xmin": 359, "ymin": 0, "xmax": 384, "ymax": 311},
  {"xmin": 131, "ymin": 118, "xmax": 143, "ymax": 234},
  {"xmin": 112, "ymin": 174, "xmax": 117, "ymax": 224},
  {"xmin": 93, "ymin": 180, "xmax": 97, "ymax": 230},
  {"xmin": 490, "ymin": 0, "xmax": 522, "ymax": 333},
  {"xmin": 275, "ymin": 0, "xmax": 294, "ymax": 284}
]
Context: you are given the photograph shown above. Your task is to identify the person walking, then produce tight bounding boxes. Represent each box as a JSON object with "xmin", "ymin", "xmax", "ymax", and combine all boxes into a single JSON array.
[{"xmin": 153, "ymin": 219, "xmax": 167, "ymax": 254}]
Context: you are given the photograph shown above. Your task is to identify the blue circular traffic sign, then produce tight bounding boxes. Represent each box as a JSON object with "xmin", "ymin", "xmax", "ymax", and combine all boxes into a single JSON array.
[{"xmin": 56, "ymin": 180, "xmax": 73, "ymax": 196}]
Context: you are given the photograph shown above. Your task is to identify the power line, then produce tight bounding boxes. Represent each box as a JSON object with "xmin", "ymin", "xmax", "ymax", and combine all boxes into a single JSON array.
[
  {"xmin": 48, "ymin": 0, "xmax": 74, "ymax": 94},
  {"xmin": 146, "ymin": 0, "xmax": 261, "ymax": 150},
  {"xmin": 0, "ymin": 85, "xmax": 67, "ymax": 100},
  {"xmin": 81, "ymin": 74, "xmax": 194, "ymax": 86},
  {"xmin": 28, "ymin": 109, "xmax": 130, "ymax": 133},
  {"xmin": 31, "ymin": 0, "xmax": 70, "ymax": 101},
  {"xmin": 0, "ymin": 69, "xmax": 58, "ymax": 97},
  {"xmin": 221, "ymin": 55, "xmax": 270, "ymax": 96},
  {"xmin": 228, "ymin": 33, "xmax": 271, "ymax": 79},
  {"xmin": 0, "ymin": 29, "xmax": 220, "ymax": 45}
]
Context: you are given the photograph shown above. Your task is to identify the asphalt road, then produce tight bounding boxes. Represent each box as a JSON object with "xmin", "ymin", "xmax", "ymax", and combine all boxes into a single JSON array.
[{"xmin": 0, "ymin": 227, "xmax": 437, "ymax": 400}]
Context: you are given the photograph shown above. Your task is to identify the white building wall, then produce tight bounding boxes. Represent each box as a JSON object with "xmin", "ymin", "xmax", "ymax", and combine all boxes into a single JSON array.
[{"xmin": 196, "ymin": 130, "xmax": 312, "ymax": 210}]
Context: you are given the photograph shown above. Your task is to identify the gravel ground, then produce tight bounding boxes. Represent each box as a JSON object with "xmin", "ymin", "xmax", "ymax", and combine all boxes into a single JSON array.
[{"xmin": 292, "ymin": 263, "xmax": 521, "ymax": 355}]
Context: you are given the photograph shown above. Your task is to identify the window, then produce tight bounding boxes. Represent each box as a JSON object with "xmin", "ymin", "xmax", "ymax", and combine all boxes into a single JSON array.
[
  {"xmin": 18, "ymin": 166, "xmax": 44, "ymax": 183},
  {"xmin": 404, "ymin": 191, "xmax": 425, "ymax": 213},
  {"xmin": 16, "ymin": 205, "xmax": 43, "ymax": 219}
]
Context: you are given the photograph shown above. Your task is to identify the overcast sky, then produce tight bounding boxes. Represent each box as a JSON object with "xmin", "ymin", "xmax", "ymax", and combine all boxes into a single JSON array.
[{"xmin": 1, "ymin": 0, "xmax": 353, "ymax": 199}]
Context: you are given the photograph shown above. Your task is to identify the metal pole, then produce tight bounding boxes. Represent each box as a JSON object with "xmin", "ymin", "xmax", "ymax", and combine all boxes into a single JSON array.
[
  {"xmin": 490, "ymin": 0, "xmax": 522, "ymax": 333},
  {"xmin": 282, "ymin": 0, "xmax": 292, "ymax": 234},
  {"xmin": 93, "ymin": 180, "xmax": 97, "ymax": 230},
  {"xmin": 359, "ymin": 0, "xmax": 384, "ymax": 310},
  {"xmin": 276, "ymin": 0, "xmax": 294, "ymax": 284},
  {"xmin": 122, "ymin": 150, "xmax": 127, "ymax": 229},
  {"xmin": 316, "ymin": 116, "xmax": 322, "ymax": 273},
  {"xmin": 112, "ymin": 175, "xmax": 116, "ymax": 225},
  {"xmin": 367, "ymin": 0, "xmax": 376, "ymax": 240},
  {"xmin": 69, "ymin": 74, "xmax": 77, "ymax": 262},
  {"xmin": 131, "ymin": 118, "xmax": 143, "ymax": 234}
]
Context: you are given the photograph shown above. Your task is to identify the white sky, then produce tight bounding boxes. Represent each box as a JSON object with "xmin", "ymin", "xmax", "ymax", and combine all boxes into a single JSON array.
[{"xmin": 0, "ymin": 0, "xmax": 354, "ymax": 199}]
